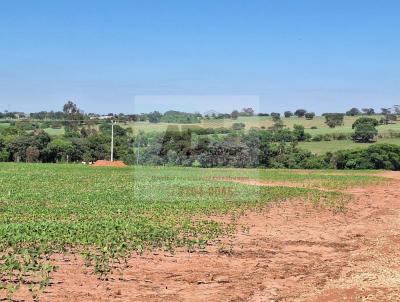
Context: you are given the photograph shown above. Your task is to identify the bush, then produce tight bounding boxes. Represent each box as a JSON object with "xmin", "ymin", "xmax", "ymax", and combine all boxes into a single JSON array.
[
  {"xmin": 332, "ymin": 133, "xmax": 350, "ymax": 140},
  {"xmin": 301, "ymin": 156, "xmax": 327, "ymax": 169},
  {"xmin": 311, "ymin": 135, "xmax": 323, "ymax": 142},
  {"xmin": 0, "ymin": 150, "xmax": 10, "ymax": 162},
  {"xmin": 231, "ymin": 123, "xmax": 246, "ymax": 131},
  {"xmin": 334, "ymin": 144, "xmax": 400, "ymax": 170}
]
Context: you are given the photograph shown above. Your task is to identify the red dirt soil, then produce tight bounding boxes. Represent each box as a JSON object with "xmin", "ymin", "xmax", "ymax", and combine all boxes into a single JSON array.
[
  {"xmin": 7, "ymin": 171, "xmax": 400, "ymax": 301},
  {"xmin": 92, "ymin": 160, "xmax": 127, "ymax": 167}
]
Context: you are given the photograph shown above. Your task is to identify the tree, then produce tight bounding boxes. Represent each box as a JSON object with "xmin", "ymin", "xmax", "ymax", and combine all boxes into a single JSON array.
[
  {"xmin": 7, "ymin": 136, "xmax": 36, "ymax": 162},
  {"xmin": 240, "ymin": 107, "xmax": 254, "ymax": 116},
  {"xmin": 26, "ymin": 146, "xmax": 40, "ymax": 162},
  {"xmin": 45, "ymin": 139, "xmax": 73, "ymax": 162},
  {"xmin": 270, "ymin": 112, "xmax": 281, "ymax": 122},
  {"xmin": 346, "ymin": 108, "xmax": 360, "ymax": 116},
  {"xmin": 231, "ymin": 110, "xmax": 240, "ymax": 119},
  {"xmin": 284, "ymin": 111, "xmax": 293, "ymax": 118},
  {"xmin": 294, "ymin": 109, "xmax": 307, "ymax": 118},
  {"xmin": 381, "ymin": 107, "xmax": 391, "ymax": 115},
  {"xmin": 361, "ymin": 108, "xmax": 375, "ymax": 115},
  {"xmin": 352, "ymin": 119, "xmax": 378, "ymax": 143},
  {"xmin": 62, "ymin": 101, "xmax": 82, "ymax": 132},
  {"xmin": 99, "ymin": 123, "xmax": 127, "ymax": 137},
  {"xmin": 148, "ymin": 111, "xmax": 162, "ymax": 123},
  {"xmin": 161, "ymin": 110, "xmax": 201, "ymax": 123},
  {"xmin": 305, "ymin": 112, "xmax": 315, "ymax": 120},
  {"xmin": 0, "ymin": 150, "xmax": 9, "ymax": 162},
  {"xmin": 380, "ymin": 108, "xmax": 397, "ymax": 125},
  {"xmin": 324, "ymin": 113, "xmax": 344, "ymax": 128},
  {"xmin": 352, "ymin": 117, "xmax": 379, "ymax": 129},
  {"xmin": 63, "ymin": 101, "xmax": 80, "ymax": 114},
  {"xmin": 269, "ymin": 118, "xmax": 285, "ymax": 131},
  {"xmin": 293, "ymin": 124, "xmax": 308, "ymax": 141},
  {"xmin": 334, "ymin": 144, "xmax": 400, "ymax": 170}
]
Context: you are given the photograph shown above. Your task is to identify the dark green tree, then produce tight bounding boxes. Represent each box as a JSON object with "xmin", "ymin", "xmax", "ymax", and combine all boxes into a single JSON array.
[
  {"xmin": 294, "ymin": 109, "xmax": 307, "ymax": 118},
  {"xmin": 352, "ymin": 123, "xmax": 378, "ymax": 143},
  {"xmin": 324, "ymin": 113, "xmax": 344, "ymax": 128},
  {"xmin": 305, "ymin": 112, "xmax": 315, "ymax": 120},
  {"xmin": 346, "ymin": 108, "xmax": 360, "ymax": 116},
  {"xmin": 284, "ymin": 111, "xmax": 293, "ymax": 118},
  {"xmin": 148, "ymin": 111, "xmax": 162, "ymax": 123}
]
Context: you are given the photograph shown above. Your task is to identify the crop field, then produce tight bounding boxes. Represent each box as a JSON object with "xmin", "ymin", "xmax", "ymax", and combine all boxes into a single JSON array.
[{"xmin": 0, "ymin": 163, "xmax": 385, "ymax": 299}]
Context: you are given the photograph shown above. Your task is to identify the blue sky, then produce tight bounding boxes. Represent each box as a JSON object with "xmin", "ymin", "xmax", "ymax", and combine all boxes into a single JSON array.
[{"xmin": 0, "ymin": 0, "xmax": 399, "ymax": 114}]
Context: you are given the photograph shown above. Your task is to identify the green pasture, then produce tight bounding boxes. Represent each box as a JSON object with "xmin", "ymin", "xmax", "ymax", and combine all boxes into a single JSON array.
[{"xmin": 127, "ymin": 115, "xmax": 400, "ymax": 135}]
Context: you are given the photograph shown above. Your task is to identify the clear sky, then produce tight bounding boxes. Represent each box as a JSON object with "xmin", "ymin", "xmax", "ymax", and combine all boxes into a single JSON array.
[{"xmin": 1, "ymin": 0, "xmax": 399, "ymax": 114}]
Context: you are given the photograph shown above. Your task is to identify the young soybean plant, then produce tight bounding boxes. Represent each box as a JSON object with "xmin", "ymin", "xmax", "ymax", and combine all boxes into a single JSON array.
[{"xmin": 0, "ymin": 163, "xmax": 375, "ymax": 298}]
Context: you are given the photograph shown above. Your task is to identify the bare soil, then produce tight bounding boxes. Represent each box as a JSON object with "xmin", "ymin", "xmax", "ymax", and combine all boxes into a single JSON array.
[
  {"xmin": 92, "ymin": 160, "xmax": 127, "ymax": 167},
  {"xmin": 10, "ymin": 172, "xmax": 400, "ymax": 301}
]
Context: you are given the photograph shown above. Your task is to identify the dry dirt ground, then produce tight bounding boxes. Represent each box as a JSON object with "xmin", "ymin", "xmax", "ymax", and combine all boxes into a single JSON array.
[{"xmin": 11, "ymin": 172, "xmax": 400, "ymax": 302}]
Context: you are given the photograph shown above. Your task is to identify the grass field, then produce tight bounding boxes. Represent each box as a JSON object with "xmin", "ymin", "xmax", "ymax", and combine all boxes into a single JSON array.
[
  {"xmin": 0, "ymin": 163, "xmax": 385, "ymax": 297},
  {"xmin": 128, "ymin": 115, "xmax": 400, "ymax": 134},
  {"xmin": 42, "ymin": 127, "xmax": 65, "ymax": 135},
  {"xmin": 2, "ymin": 116, "xmax": 399, "ymax": 137}
]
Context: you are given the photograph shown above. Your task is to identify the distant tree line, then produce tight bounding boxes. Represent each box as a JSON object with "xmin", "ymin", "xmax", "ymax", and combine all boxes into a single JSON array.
[
  {"xmin": 1, "ymin": 116, "xmax": 399, "ymax": 170},
  {"xmin": 2, "ymin": 103, "xmax": 399, "ymax": 125},
  {"xmin": 0, "ymin": 102, "xmax": 399, "ymax": 170},
  {"xmin": 131, "ymin": 126, "xmax": 400, "ymax": 170}
]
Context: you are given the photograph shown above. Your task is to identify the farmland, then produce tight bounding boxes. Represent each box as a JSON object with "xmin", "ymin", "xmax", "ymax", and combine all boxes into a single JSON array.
[
  {"xmin": 3, "ymin": 115, "xmax": 399, "ymax": 136},
  {"xmin": 127, "ymin": 115, "xmax": 400, "ymax": 134},
  {"xmin": 0, "ymin": 163, "xmax": 387, "ymax": 299}
]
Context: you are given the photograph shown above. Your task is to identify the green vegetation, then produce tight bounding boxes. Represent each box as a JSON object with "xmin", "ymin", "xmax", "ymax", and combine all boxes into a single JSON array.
[
  {"xmin": 351, "ymin": 117, "xmax": 379, "ymax": 143},
  {"xmin": 42, "ymin": 127, "xmax": 65, "ymax": 136},
  {"xmin": 127, "ymin": 115, "xmax": 400, "ymax": 134},
  {"xmin": 299, "ymin": 138, "xmax": 400, "ymax": 154},
  {"xmin": 1, "ymin": 103, "xmax": 399, "ymax": 169},
  {"xmin": 0, "ymin": 164, "xmax": 381, "ymax": 298},
  {"xmin": 324, "ymin": 113, "xmax": 345, "ymax": 128}
]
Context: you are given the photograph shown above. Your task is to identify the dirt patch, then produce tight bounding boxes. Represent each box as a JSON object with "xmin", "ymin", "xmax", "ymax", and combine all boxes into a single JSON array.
[
  {"xmin": 7, "ymin": 172, "xmax": 400, "ymax": 302},
  {"xmin": 212, "ymin": 176, "xmax": 336, "ymax": 191},
  {"xmin": 92, "ymin": 160, "xmax": 127, "ymax": 167}
]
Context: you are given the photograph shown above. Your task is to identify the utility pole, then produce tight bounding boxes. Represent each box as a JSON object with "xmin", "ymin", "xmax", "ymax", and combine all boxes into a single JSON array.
[
  {"xmin": 136, "ymin": 141, "xmax": 140, "ymax": 165},
  {"xmin": 111, "ymin": 120, "xmax": 115, "ymax": 162}
]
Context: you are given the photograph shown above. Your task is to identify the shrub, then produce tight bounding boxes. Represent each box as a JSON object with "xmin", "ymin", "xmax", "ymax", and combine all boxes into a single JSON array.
[
  {"xmin": 334, "ymin": 144, "xmax": 400, "ymax": 170},
  {"xmin": 0, "ymin": 150, "xmax": 10, "ymax": 162},
  {"xmin": 231, "ymin": 123, "xmax": 246, "ymax": 131},
  {"xmin": 311, "ymin": 135, "xmax": 323, "ymax": 142}
]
